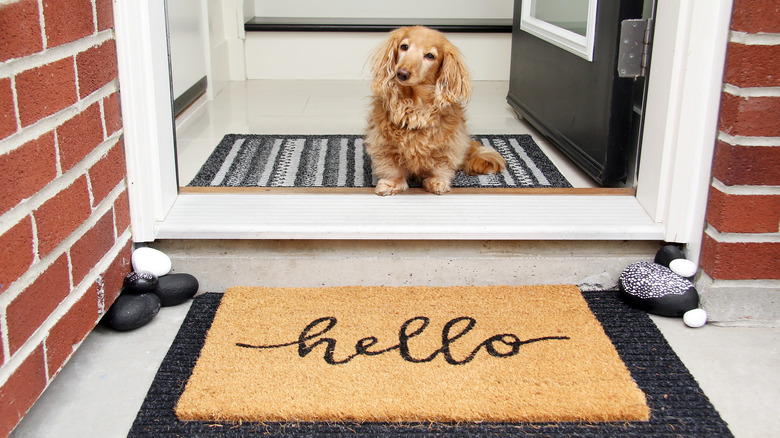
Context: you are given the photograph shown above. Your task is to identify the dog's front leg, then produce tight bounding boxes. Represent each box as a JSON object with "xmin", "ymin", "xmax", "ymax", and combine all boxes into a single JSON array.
[
  {"xmin": 376, "ymin": 178, "xmax": 409, "ymax": 196},
  {"xmin": 374, "ymin": 165, "xmax": 409, "ymax": 196},
  {"xmin": 423, "ymin": 167, "xmax": 455, "ymax": 195}
]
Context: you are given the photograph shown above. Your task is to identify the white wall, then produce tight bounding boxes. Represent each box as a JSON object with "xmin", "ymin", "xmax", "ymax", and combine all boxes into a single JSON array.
[
  {"xmin": 244, "ymin": 0, "xmax": 514, "ymax": 81},
  {"xmin": 171, "ymin": 1, "xmax": 514, "ymax": 83},
  {"xmin": 167, "ymin": 0, "xmax": 208, "ymax": 99},
  {"xmin": 244, "ymin": 32, "xmax": 512, "ymax": 81},
  {"xmin": 252, "ymin": 0, "xmax": 513, "ymax": 19}
]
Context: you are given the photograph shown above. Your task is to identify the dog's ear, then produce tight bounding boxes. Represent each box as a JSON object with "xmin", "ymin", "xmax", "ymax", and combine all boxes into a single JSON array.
[
  {"xmin": 370, "ymin": 28, "xmax": 403, "ymax": 96},
  {"xmin": 435, "ymin": 43, "xmax": 472, "ymax": 107}
]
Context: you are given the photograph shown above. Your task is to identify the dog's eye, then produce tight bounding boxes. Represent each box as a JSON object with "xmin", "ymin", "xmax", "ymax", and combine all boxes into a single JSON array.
[
  {"xmin": 400, "ymin": 44, "xmax": 409, "ymax": 51},
  {"xmin": 424, "ymin": 53, "xmax": 435, "ymax": 60}
]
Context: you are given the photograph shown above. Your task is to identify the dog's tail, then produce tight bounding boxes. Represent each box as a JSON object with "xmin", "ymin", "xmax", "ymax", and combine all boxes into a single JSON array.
[{"xmin": 464, "ymin": 141, "xmax": 506, "ymax": 175}]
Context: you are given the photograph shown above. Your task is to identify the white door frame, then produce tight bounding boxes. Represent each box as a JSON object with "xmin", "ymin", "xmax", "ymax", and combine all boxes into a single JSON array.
[{"xmin": 114, "ymin": 0, "xmax": 734, "ymax": 263}]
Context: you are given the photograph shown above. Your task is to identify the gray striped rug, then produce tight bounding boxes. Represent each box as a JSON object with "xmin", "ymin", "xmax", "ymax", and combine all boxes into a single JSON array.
[{"xmin": 187, "ymin": 134, "xmax": 571, "ymax": 188}]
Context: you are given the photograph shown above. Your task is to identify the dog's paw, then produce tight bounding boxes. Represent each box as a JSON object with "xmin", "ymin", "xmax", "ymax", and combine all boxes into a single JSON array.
[
  {"xmin": 375, "ymin": 179, "xmax": 408, "ymax": 196},
  {"xmin": 423, "ymin": 177, "xmax": 451, "ymax": 195}
]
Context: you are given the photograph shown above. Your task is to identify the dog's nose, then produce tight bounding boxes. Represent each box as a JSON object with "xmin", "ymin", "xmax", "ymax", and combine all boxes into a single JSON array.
[{"xmin": 396, "ymin": 68, "xmax": 411, "ymax": 82}]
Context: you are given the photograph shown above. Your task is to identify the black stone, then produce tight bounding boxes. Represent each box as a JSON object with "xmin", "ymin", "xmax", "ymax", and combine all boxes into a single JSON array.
[
  {"xmin": 123, "ymin": 271, "xmax": 159, "ymax": 294},
  {"xmin": 156, "ymin": 273, "xmax": 199, "ymax": 306},
  {"xmin": 654, "ymin": 244, "xmax": 686, "ymax": 268},
  {"xmin": 104, "ymin": 293, "xmax": 161, "ymax": 331},
  {"xmin": 619, "ymin": 261, "xmax": 699, "ymax": 317}
]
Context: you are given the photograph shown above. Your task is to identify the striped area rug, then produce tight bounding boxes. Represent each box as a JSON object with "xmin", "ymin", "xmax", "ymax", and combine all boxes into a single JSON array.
[{"xmin": 187, "ymin": 134, "xmax": 571, "ymax": 188}]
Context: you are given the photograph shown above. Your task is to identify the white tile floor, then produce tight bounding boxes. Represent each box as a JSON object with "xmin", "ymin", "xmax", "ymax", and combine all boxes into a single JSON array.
[
  {"xmin": 174, "ymin": 80, "xmax": 597, "ymax": 188},
  {"xmin": 10, "ymin": 81, "xmax": 780, "ymax": 437}
]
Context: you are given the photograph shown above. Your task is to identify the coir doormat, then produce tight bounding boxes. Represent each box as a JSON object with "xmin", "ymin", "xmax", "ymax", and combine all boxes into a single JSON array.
[
  {"xmin": 186, "ymin": 134, "xmax": 572, "ymax": 188},
  {"xmin": 129, "ymin": 289, "xmax": 733, "ymax": 436},
  {"xmin": 175, "ymin": 285, "xmax": 647, "ymax": 423}
]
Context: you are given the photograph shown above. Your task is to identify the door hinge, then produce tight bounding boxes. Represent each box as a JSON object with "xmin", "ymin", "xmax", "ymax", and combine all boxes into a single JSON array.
[{"xmin": 618, "ymin": 18, "xmax": 653, "ymax": 78}]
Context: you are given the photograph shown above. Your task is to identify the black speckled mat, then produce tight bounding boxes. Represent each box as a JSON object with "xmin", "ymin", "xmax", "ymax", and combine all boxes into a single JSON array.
[
  {"xmin": 128, "ymin": 291, "xmax": 732, "ymax": 437},
  {"xmin": 186, "ymin": 134, "xmax": 571, "ymax": 189}
]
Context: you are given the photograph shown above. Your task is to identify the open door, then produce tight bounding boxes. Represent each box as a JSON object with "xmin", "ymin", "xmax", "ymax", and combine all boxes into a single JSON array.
[{"xmin": 507, "ymin": 0, "xmax": 651, "ymax": 186}]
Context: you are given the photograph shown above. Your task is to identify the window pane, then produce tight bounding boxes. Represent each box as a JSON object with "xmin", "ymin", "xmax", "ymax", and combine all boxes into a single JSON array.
[{"xmin": 530, "ymin": 0, "xmax": 590, "ymax": 36}]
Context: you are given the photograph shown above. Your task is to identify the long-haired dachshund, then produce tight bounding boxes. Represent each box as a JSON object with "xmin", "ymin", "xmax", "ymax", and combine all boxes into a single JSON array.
[{"xmin": 365, "ymin": 26, "xmax": 506, "ymax": 195}]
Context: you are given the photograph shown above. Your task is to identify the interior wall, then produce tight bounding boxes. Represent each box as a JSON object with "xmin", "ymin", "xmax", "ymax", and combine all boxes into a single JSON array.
[
  {"xmin": 244, "ymin": 32, "xmax": 512, "ymax": 81},
  {"xmin": 167, "ymin": 0, "xmax": 208, "ymax": 99},
  {"xmin": 252, "ymin": 0, "xmax": 512, "ymax": 19}
]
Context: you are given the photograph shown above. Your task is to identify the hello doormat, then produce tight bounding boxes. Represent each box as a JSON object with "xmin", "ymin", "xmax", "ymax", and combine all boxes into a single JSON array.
[{"xmin": 174, "ymin": 285, "xmax": 649, "ymax": 423}]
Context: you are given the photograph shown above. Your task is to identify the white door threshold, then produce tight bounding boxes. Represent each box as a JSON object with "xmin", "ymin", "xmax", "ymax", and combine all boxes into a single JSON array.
[{"xmin": 153, "ymin": 191, "xmax": 664, "ymax": 240}]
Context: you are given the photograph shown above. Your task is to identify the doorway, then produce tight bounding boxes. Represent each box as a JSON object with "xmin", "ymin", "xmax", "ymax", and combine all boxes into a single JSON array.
[
  {"xmin": 116, "ymin": 0, "xmax": 733, "ymax": 253},
  {"xmin": 168, "ymin": 1, "xmax": 601, "ymax": 191}
]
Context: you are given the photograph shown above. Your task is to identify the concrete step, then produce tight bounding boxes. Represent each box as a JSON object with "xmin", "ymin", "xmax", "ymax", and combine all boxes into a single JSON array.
[{"xmin": 150, "ymin": 239, "xmax": 661, "ymax": 293}]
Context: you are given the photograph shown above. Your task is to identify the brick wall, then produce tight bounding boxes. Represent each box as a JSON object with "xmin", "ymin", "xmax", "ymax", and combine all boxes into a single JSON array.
[
  {"xmin": 698, "ymin": 0, "xmax": 780, "ymax": 323},
  {"xmin": 0, "ymin": 0, "xmax": 131, "ymax": 435}
]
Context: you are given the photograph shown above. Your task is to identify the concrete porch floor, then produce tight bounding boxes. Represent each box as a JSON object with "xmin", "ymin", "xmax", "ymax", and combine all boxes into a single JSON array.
[
  {"xmin": 10, "ymin": 291, "xmax": 779, "ymax": 437},
  {"xmin": 13, "ymin": 80, "xmax": 779, "ymax": 436}
]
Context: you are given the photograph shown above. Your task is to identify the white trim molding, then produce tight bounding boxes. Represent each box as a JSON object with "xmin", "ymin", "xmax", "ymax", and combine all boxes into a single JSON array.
[
  {"xmin": 636, "ymin": 0, "xmax": 734, "ymax": 264},
  {"xmin": 113, "ymin": 0, "xmax": 178, "ymax": 241}
]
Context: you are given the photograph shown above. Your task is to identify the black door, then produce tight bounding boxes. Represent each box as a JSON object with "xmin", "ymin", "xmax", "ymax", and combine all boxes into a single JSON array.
[{"xmin": 507, "ymin": 0, "xmax": 648, "ymax": 186}]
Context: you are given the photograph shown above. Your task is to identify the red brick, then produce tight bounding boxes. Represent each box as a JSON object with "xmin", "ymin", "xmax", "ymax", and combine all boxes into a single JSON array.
[
  {"xmin": 0, "ymin": 0, "xmax": 43, "ymax": 62},
  {"xmin": 719, "ymin": 93, "xmax": 780, "ymax": 137},
  {"xmin": 76, "ymin": 40, "xmax": 117, "ymax": 98},
  {"xmin": 0, "ymin": 216, "xmax": 35, "ymax": 295},
  {"xmin": 0, "ymin": 345, "xmax": 47, "ymax": 437},
  {"xmin": 95, "ymin": 0, "xmax": 114, "ymax": 31},
  {"xmin": 0, "ymin": 131, "xmax": 57, "ymax": 215},
  {"xmin": 700, "ymin": 234, "xmax": 780, "ymax": 280},
  {"xmin": 42, "ymin": 0, "xmax": 94, "ymax": 48},
  {"xmin": 731, "ymin": 0, "xmax": 780, "ymax": 34},
  {"xmin": 113, "ymin": 188, "xmax": 131, "ymax": 235},
  {"xmin": 725, "ymin": 43, "xmax": 780, "ymax": 88},
  {"xmin": 103, "ymin": 92, "xmax": 122, "ymax": 136},
  {"xmin": 34, "ymin": 175, "xmax": 92, "ymax": 257},
  {"xmin": 0, "ymin": 77, "xmax": 17, "ymax": 139},
  {"xmin": 713, "ymin": 141, "xmax": 780, "ymax": 186},
  {"xmin": 706, "ymin": 187, "xmax": 780, "ymax": 233},
  {"xmin": 56, "ymin": 102, "xmax": 103, "ymax": 172},
  {"xmin": 89, "ymin": 140, "xmax": 125, "ymax": 206},
  {"xmin": 46, "ymin": 283, "xmax": 98, "ymax": 377},
  {"xmin": 15, "ymin": 57, "xmax": 78, "ymax": 127},
  {"xmin": 70, "ymin": 210, "xmax": 115, "ymax": 287},
  {"xmin": 6, "ymin": 254, "xmax": 70, "ymax": 355},
  {"xmin": 99, "ymin": 239, "xmax": 132, "ymax": 312}
]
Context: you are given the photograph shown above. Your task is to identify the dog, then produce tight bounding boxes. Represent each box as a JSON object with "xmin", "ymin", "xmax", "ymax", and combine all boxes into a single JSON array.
[{"xmin": 365, "ymin": 26, "xmax": 506, "ymax": 196}]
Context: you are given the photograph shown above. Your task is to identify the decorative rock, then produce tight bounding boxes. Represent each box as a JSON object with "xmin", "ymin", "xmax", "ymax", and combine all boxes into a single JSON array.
[
  {"xmin": 123, "ymin": 271, "xmax": 159, "ymax": 294},
  {"xmin": 131, "ymin": 247, "xmax": 172, "ymax": 277},
  {"xmin": 683, "ymin": 308, "xmax": 708, "ymax": 328},
  {"xmin": 156, "ymin": 273, "xmax": 199, "ymax": 306},
  {"xmin": 619, "ymin": 261, "xmax": 699, "ymax": 317},
  {"xmin": 654, "ymin": 244, "xmax": 686, "ymax": 268},
  {"xmin": 669, "ymin": 258, "xmax": 698, "ymax": 279},
  {"xmin": 104, "ymin": 293, "xmax": 161, "ymax": 331}
]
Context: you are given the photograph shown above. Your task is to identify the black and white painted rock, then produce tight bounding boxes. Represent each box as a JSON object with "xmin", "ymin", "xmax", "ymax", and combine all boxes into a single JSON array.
[
  {"xmin": 122, "ymin": 271, "xmax": 159, "ymax": 294},
  {"xmin": 654, "ymin": 244, "xmax": 686, "ymax": 268},
  {"xmin": 156, "ymin": 273, "xmax": 199, "ymax": 306},
  {"xmin": 104, "ymin": 293, "xmax": 161, "ymax": 331},
  {"xmin": 619, "ymin": 261, "xmax": 699, "ymax": 317}
]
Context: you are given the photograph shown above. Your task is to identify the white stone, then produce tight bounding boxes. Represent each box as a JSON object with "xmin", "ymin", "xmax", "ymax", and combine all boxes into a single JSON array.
[
  {"xmin": 132, "ymin": 247, "xmax": 172, "ymax": 277},
  {"xmin": 670, "ymin": 258, "xmax": 698, "ymax": 278},
  {"xmin": 683, "ymin": 308, "xmax": 708, "ymax": 328}
]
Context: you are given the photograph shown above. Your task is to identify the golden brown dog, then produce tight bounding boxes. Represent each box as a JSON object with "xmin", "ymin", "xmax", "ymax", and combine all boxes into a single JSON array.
[{"xmin": 365, "ymin": 26, "xmax": 506, "ymax": 195}]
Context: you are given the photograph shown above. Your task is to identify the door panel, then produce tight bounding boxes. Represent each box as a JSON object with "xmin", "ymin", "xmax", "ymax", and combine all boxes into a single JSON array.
[{"xmin": 507, "ymin": 0, "xmax": 645, "ymax": 186}]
